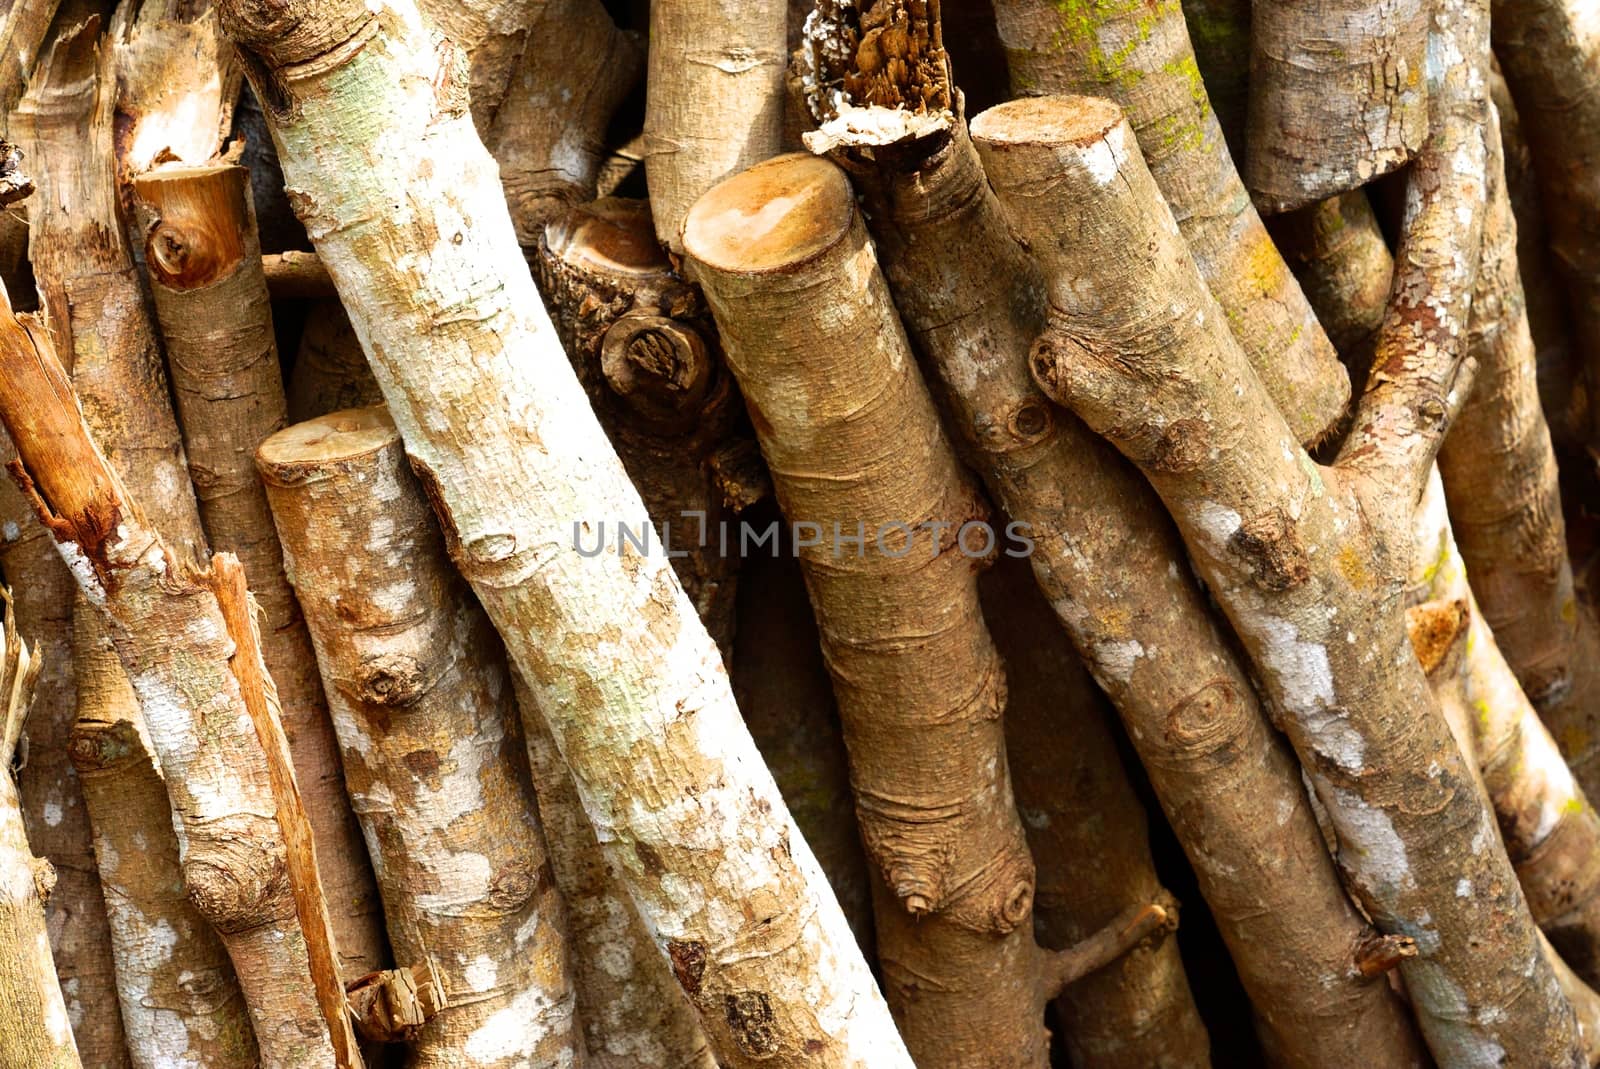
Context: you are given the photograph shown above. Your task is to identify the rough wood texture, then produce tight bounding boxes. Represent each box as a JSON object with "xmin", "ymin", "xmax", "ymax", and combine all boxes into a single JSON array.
[
  {"xmin": 14, "ymin": 22, "xmax": 260, "ymax": 1067},
  {"xmin": 0, "ymin": 293, "xmax": 359, "ymax": 1069},
  {"xmin": 644, "ymin": 0, "xmax": 786, "ymax": 251},
  {"xmin": 532, "ymin": 198, "xmax": 750, "ymax": 653},
  {"xmin": 110, "ymin": 0, "xmax": 240, "ymax": 181},
  {"xmin": 973, "ymin": 61, "xmax": 1577, "ymax": 1065},
  {"xmin": 985, "ymin": 555, "xmax": 1211, "ymax": 1069},
  {"xmin": 0, "ymin": 600, "xmax": 81, "ymax": 1069},
  {"xmin": 260, "ymin": 407, "xmax": 585, "ymax": 1067},
  {"xmin": 217, "ymin": 1, "xmax": 911, "ymax": 1064},
  {"xmin": 486, "ymin": 0, "xmax": 641, "ymax": 244},
  {"xmin": 514, "ymin": 672, "xmax": 716, "ymax": 1069},
  {"xmin": 417, "ymin": 0, "xmax": 539, "ymax": 131},
  {"xmin": 731, "ymin": 546, "xmax": 874, "ymax": 952},
  {"xmin": 134, "ymin": 161, "xmax": 386, "ymax": 982},
  {"xmin": 1, "ymin": 468, "xmax": 129, "ymax": 1069},
  {"xmin": 1490, "ymin": 0, "xmax": 1600, "ymax": 461},
  {"xmin": 686, "ymin": 152, "xmax": 1177, "ymax": 1069},
  {"xmin": 990, "ymin": 0, "xmax": 1351, "ymax": 447},
  {"xmin": 1245, "ymin": 0, "xmax": 1427, "ymax": 212}
]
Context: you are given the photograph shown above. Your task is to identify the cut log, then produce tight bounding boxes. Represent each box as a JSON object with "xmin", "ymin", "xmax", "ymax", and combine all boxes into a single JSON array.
[
  {"xmin": 259, "ymin": 406, "xmax": 585, "ymax": 1066},
  {"xmin": 216, "ymin": 2, "xmax": 912, "ymax": 1064}
]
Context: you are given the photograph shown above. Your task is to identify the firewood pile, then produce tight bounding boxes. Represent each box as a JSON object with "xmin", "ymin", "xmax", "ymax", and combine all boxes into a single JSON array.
[{"xmin": 1, "ymin": 0, "xmax": 1599, "ymax": 1066}]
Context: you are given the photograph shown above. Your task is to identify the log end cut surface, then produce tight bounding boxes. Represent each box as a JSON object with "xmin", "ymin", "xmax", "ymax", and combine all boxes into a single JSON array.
[
  {"xmin": 682, "ymin": 153, "xmax": 855, "ymax": 275},
  {"xmin": 969, "ymin": 95, "xmax": 1123, "ymax": 149},
  {"xmin": 258, "ymin": 405, "xmax": 396, "ymax": 475}
]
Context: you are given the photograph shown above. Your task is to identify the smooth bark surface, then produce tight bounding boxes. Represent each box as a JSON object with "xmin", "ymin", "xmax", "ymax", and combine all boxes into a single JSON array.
[
  {"xmin": 486, "ymin": 0, "xmax": 641, "ymax": 244},
  {"xmin": 261, "ymin": 407, "xmax": 585, "ymax": 1068},
  {"xmin": 644, "ymin": 0, "xmax": 786, "ymax": 251},
  {"xmin": 217, "ymin": 2, "xmax": 911, "ymax": 1064}
]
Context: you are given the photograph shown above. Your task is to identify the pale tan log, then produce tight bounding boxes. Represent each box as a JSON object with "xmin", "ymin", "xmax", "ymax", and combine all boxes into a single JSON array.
[
  {"xmin": 134, "ymin": 160, "xmax": 387, "ymax": 982},
  {"xmin": 260, "ymin": 406, "xmax": 586, "ymax": 1067}
]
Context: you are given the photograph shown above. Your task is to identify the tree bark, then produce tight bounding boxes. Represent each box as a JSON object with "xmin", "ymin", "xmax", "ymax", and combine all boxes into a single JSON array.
[
  {"xmin": 0, "ymin": 609, "xmax": 82, "ymax": 1069},
  {"xmin": 133, "ymin": 160, "xmax": 387, "ymax": 982},
  {"xmin": 989, "ymin": 0, "xmax": 1350, "ymax": 447},
  {"xmin": 217, "ymin": 2, "xmax": 911, "ymax": 1065},
  {"xmin": 644, "ymin": 0, "xmax": 786, "ymax": 251},
  {"xmin": 68, "ymin": 611, "xmax": 260, "ymax": 1069},
  {"xmin": 985, "ymin": 554, "xmax": 1211, "ymax": 1069},
  {"xmin": 531, "ymin": 197, "xmax": 750, "ymax": 653},
  {"xmin": 1488, "ymin": 65, "xmax": 1581, "ymax": 455},
  {"xmin": 796, "ymin": 60, "xmax": 1424, "ymax": 1061},
  {"xmin": 109, "ymin": 0, "xmax": 240, "ymax": 182},
  {"xmin": 416, "ymin": 0, "xmax": 539, "ymax": 132},
  {"xmin": 1436, "ymin": 102, "xmax": 1600, "ymax": 818},
  {"xmin": 1179, "ymin": 0, "xmax": 1249, "ymax": 154},
  {"xmin": 13, "ymin": 21, "xmax": 265, "ymax": 1065},
  {"xmin": 1411, "ymin": 470, "xmax": 1600, "ymax": 991},
  {"xmin": 286, "ymin": 299, "xmax": 383, "ymax": 423},
  {"xmin": 259, "ymin": 406, "xmax": 586, "ymax": 1068},
  {"xmin": 514, "ymin": 673, "xmax": 717, "ymax": 1069},
  {"xmin": 971, "ymin": 23, "xmax": 1580, "ymax": 1057},
  {"xmin": 1244, "ymin": 0, "xmax": 1427, "ymax": 213},
  {"xmin": 1, "ymin": 468, "xmax": 129, "ymax": 1068},
  {"xmin": 1490, "ymin": 0, "xmax": 1600, "ymax": 462},
  {"xmin": 1269, "ymin": 191, "xmax": 1391, "ymax": 371},
  {"xmin": 485, "ymin": 0, "xmax": 641, "ymax": 244},
  {"xmin": 0, "ymin": 294, "xmax": 360, "ymax": 1068},
  {"xmin": 686, "ymin": 152, "xmax": 1182, "ymax": 1069},
  {"xmin": 731, "ymin": 545, "xmax": 874, "ymax": 952}
]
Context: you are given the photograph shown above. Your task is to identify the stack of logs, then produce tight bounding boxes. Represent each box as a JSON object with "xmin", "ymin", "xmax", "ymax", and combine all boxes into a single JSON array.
[{"xmin": 0, "ymin": 0, "xmax": 1598, "ymax": 1067}]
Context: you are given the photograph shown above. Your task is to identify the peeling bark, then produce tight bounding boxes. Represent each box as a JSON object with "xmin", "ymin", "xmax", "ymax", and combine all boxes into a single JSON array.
[
  {"xmin": 134, "ymin": 160, "xmax": 387, "ymax": 983},
  {"xmin": 0, "ymin": 294, "xmax": 359, "ymax": 1068},
  {"xmin": 514, "ymin": 673, "xmax": 716, "ymax": 1069},
  {"xmin": 217, "ymin": 2, "xmax": 911, "ymax": 1064},
  {"xmin": 286, "ymin": 299, "xmax": 382, "ymax": 423},
  {"xmin": 644, "ymin": 0, "xmax": 786, "ymax": 251},
  {"xmin": 0, "ymin": 604, "xmax": 81, "ymax": 1069},
  {"xmin": 990, "ymin": 0, "xmax": 1350, "ymax": 446},
  {"xmin": 1245, "ymin": 0, "xmax": 1427, "ymax": 213},
  {"xmin": 486, "ymin": 0, "xmax": 641, "ymax": 244},
  {"xmin": 13, "ymin": 22, "xmax": 263, "ymax": 1066},
  {"xmin": 259, "ymin": 406, "xmax": 584, "ymax": 1067},
  {"xmin": 686, "ymin": 152, "xmax": 1181, "ymax": 1068},
  {"xmin": 973, "ymin": 6, "xmax": 1580, "ymax": 1048},
  {"xmin": 416, "ymin": 0, "xmax": 539, "ymax": 132},
  {"xmin": 110, "ymin": 0, "xmax": 240, "ymax": 181}
]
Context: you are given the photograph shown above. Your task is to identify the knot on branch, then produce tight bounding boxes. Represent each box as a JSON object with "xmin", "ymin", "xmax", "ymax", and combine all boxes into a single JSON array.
[
  {"xmin": 354, "ymin": 652, "xmax": 428, "ymax": 708},
  {"xmin": 67, "ymin": 716, "xmax": 144, "ymax": 774},
  {"xmin": 1229, "ymin": 508, "xmax": 1311, "ymax": 592},
  {"xmin": 182, "ymin": 831, "xmax": 293, "ymax": 935},
  {"xmin": 601, "ymin": 314, "xmax": 714, "ymax": 430}
]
